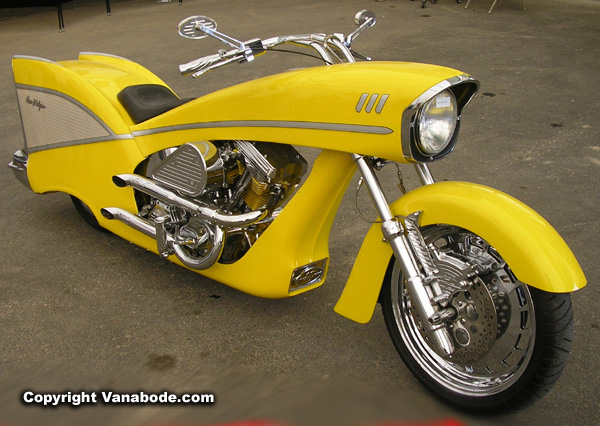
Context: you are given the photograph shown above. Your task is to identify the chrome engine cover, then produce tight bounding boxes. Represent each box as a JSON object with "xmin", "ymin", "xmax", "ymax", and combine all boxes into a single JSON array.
[{"xmin": 150, "ymin": 141, "xmax": 219, "ymax": 197}]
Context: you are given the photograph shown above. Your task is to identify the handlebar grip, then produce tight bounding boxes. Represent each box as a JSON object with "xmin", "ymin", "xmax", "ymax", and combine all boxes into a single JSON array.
[{"xmin": 179, "ymin": 53, "xmax": 222, "ymax": 76}]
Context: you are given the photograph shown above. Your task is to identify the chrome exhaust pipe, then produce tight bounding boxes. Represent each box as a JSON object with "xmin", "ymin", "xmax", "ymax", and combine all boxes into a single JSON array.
[
  {"xmin": 101, "ymin": 206, "xmax": 225, "ymax": 271},
  {"xmin": 112, "ymin": 174, "xmax": 266, "ymax": 227},
  {"xmin": 101, "ymin": 207, "xmax": 156, "ymax": 238}
]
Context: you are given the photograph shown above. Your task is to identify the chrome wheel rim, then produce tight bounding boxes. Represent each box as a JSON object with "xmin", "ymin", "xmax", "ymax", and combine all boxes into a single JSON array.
[{"xmin": 391, "ymin": 225, "xmax": 536, "ymax": 397}]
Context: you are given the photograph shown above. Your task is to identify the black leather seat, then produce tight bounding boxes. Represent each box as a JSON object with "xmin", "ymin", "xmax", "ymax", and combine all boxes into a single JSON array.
[{"xmin": 117, "ymin": 84, "xmax": 194, "ymax": 125}]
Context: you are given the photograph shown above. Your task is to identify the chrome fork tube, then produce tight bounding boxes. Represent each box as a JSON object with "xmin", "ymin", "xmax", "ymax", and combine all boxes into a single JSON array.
[
  {"xmin": 351, "ymin": 154, "xmax": 454, "ymax": 357},
  {"xmin": 414, "ymin": 163, "xmax": 435, "ymax": 186}
]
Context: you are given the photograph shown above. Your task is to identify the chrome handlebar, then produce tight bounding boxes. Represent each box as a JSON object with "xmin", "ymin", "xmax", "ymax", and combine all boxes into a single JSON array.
[
  {"xmin": 179, "ymin": 10, "xmax": 376, "ymax": 78},
  {"xmin": 179, "ymin": 39, "xmax": 263, "ymax": 78}
]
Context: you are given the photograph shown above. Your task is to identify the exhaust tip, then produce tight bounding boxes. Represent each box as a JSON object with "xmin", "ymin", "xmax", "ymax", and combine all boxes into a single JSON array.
[
  {"xmin": 101, "ymin": 208, "xmax": 115, "ymax": 220},
  {"xmin": 112, "ymin": 175, "xmax": 127, "ymax": 188}
]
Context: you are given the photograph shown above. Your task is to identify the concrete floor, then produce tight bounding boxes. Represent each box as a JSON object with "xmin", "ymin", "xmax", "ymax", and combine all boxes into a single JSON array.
[{"xmin": 1, "ymin": 0, "xmax": 599, "ymax": 425}]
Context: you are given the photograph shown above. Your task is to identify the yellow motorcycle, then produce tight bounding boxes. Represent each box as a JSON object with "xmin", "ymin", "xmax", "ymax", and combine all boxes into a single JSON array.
[{"xmin": 8, "ymin": 10, "xmax": 586, "ymax": 411}]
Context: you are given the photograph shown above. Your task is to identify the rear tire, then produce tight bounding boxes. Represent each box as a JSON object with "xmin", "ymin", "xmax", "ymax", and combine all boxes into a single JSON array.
[
  {"xmin": 70, "ymin": 195, "xmax": 106, "ymax": 232},
  {"xmin": 381, "ymin": 224, "xmax": 574, "ymax": 411}
]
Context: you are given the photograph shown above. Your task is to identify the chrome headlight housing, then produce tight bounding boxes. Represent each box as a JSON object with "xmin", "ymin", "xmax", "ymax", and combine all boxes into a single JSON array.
[{"xmin": 401, "ymin": 75, "xmax": 479, "ymax": 162}]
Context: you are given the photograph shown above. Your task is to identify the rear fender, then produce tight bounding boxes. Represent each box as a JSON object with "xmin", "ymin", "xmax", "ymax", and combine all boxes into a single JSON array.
[{"xmin": 334, "ymin": 181, "xmax": 586, "ymax": 324}]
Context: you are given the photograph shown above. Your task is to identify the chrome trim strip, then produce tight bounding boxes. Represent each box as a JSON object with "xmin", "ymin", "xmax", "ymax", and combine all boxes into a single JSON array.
[
  {"xmin": 26, "ymin": 134, "xmax": 133, "ymax": 153},
  {"xmin": 132, "ymin": 120, "xmax": 393, "ymax": 137}
]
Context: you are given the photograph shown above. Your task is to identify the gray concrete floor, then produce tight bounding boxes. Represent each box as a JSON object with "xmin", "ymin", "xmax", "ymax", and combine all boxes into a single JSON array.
[{"xmin": 1, "ymin": 0, "xmax": 599, "ymax": 425}]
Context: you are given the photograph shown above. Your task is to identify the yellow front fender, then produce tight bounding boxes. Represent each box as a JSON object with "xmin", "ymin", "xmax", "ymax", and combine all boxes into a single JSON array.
[{"xmin": 334, "ymin": 181, "xmax": 587, "ymax": 324}]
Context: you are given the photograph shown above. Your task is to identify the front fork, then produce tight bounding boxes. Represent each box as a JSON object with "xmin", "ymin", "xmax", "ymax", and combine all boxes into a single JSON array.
[{"xmin": 352, "ymin": 154, "xmax": 455, "ymax": 357}]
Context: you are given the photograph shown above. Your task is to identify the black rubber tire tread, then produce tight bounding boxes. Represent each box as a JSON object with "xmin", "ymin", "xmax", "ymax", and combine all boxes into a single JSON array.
[
  {"xmin": 508, "ymin": 288, "xmax": 574, "ymax": 409},
  {"xmin": 381, "ymin": 265, "xmax": 575, "ymax": 413},
  {"xmin": 70, "ymin": 195, "xmax": 107, "ymax": 232}
]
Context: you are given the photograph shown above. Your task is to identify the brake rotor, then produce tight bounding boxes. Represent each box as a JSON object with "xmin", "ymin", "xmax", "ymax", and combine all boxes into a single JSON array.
[{"xmin": 447, "ymin": 277, "xmax": 497, "ymax": 365}]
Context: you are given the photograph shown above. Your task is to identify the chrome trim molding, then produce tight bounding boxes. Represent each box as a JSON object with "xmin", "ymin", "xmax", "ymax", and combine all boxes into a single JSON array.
[
  {"xmin": 132, "ymin": 120, "xmax": 393, "ymax": 137},
  {"xmin": 8, "ymin": 150, "xmax": 31, "ymax": 190},
  {"xmin": 401, "ymin": 74, "xmax": 479, "ymax": 163},
  {"xmin": 290, "ymin": 258, "xmax": 328, "ymax": 292},
  {"xmin": 26, "ymin": 134, "xmax": 133, "ymax": 153}
]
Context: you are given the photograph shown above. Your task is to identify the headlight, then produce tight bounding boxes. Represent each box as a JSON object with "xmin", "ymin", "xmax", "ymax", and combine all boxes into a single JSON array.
[
  {"xmin": 401, "ymin": 75, "xmax": 479, "ymax": 163},
  {"xmin": 416, "ymin": 89, "xmax": 458, "ymax": 156}
]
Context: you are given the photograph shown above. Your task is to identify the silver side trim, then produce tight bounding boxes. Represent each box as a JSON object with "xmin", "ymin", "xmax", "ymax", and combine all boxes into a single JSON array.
[
  {"xmin": 132, "ymin": 120, "xmax": 393, "ymax": 137},
  {"xmin": 26, "ymin": 134, "xmax": 133, "ymax": 153}
]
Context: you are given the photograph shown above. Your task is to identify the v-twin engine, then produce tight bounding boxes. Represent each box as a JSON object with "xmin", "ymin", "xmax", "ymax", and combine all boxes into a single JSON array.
[{"xmin": 103, "ymin": 140, "xmax": 307, "ymax": 270}]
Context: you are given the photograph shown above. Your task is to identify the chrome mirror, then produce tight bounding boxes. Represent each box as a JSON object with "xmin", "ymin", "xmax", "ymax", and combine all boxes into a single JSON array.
[
  {"xmin": 354, "ymin": 10, "xmax": 376, "ymax": 28},
  {"xmin": 346, "ymin": 10, "xmax": 376, "ymax": 46},
  {"xmin": 178, "ymin": 16, "xmax": 217, "ymax": 40}
]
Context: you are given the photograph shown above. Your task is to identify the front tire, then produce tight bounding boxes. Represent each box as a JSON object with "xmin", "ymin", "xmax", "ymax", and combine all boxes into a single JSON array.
[{"xmin": 381, "ymin": 225, "xmax": 574, "ymax": 411}]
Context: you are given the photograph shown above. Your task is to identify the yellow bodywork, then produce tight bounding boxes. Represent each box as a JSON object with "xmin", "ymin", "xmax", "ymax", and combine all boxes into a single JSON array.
[
  {"xmin": 334, "ymin": 181, "xmax": 587, "ymax": 324},
  {"xmin": 11, "ymin": 54, "xmax": 586, "ymax": 310},
  {"xmin": 129, "ymin": 61, "xmax": 463, "ymax": 162}
]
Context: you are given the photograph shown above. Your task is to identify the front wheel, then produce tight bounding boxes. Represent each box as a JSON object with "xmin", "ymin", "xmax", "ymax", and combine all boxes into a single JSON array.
[{"xmin": 381, "ymin": 225, "xmax": 574, "ymax": 411}]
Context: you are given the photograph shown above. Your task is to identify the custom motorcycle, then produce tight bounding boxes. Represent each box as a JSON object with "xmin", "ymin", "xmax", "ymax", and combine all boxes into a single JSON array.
[{"xmin": 8, "ymin": 11, "xmax": 586, "ymax": 411}]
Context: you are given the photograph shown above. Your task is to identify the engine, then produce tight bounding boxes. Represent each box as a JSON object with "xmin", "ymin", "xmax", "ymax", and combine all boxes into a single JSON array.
[{"xmin": 136, "ymin": 140, "xmax": 307, "ymax": 268}]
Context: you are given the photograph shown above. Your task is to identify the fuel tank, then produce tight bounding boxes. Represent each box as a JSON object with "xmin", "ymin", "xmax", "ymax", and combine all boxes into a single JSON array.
[{"xmin": 131, "ymin": 62, "xmax": 470, "ymax": 163}]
